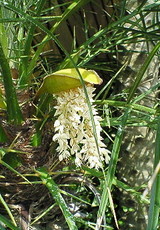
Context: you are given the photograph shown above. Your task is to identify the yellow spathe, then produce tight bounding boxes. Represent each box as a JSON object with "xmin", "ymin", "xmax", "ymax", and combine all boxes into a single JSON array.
[{"xmin": 36, "ymin": 68, "xmax": 103, "ymax": 96}]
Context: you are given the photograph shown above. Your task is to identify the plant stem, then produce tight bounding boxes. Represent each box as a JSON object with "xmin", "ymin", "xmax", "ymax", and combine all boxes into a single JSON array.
[{"xmin": 147, "ymin": 116, "xmax": 160, "ymax": 230}]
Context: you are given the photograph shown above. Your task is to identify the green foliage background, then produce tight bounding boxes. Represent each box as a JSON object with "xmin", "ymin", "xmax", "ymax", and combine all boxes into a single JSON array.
[{"xmin": 0, "ymin": 0, "xmax": 160, "ymax": 229}]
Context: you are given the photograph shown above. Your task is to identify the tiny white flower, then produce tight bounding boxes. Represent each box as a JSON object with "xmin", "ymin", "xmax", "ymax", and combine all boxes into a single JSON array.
[{"xmin": 52, "ymin": 85, "xmax": 110, "ymax": 169}]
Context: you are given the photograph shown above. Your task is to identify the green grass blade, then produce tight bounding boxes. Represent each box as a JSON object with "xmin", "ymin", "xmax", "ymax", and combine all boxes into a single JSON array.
[
  {"xmin": 96, "ymin": 109, "xmax": 129, "ymax": 229},
  {"xmin": 0, "ymin": 0, "xmax": 92, "ymax": 87},
  {"xmin": 0, "ymin": 42, "xmax": 23, "ymax": 124},
  {"xmin": 26, "ymin": 0, "xmax": 91, "ymax": 77},
  {"xmin": 127, "ymin": 41, "xmax": 160, "ymax": 103},
  {"xmin": 0, "ymin": 89, "xmax": 6, "ymax": 110},
  {"xmin": 30, "ymin": 203, "xmax": 56, "ymax": 226},
  {"xmin": 35, "ymin": 167, "xmax": 78, "ymax": 230},
  {"xmin": 31, "ymin": 94, "xmax": 53, "ymax": 146},
  {"xmin": 0, "ymin": 124, "xmax": 8, "ymax": 143},
  {"xmin": 147, "ymin": 116, "xmax": 160, "ymax": 230},
  {"xmin": 78, "ymin": 1, "xmax": 148, "ymax": 66},
  {"xmin": 0, "ymin": 194, "xmax": 17, "ymax": 226},
  {"xmin": 19, "ymin": 0, "xmax": 46, "ymax": 86},
  {"xmin": 0, "ymin": 6, "xmax": 8, "ymax": 56},
  {"xmin": 114, "ymin": 179, "xmax": 149, "ymax": 204},
  {"xmin": 0, "ymin": 16, "xmax": 60, "ymax": 23},
  {"xmin": 0, "ymin": 214, "xmax": 20, "ymax": 230},
  {"xmin": 96, "ymin": 100, "xmax": 157, "ymax": 115},
  {"xmin": 0, "ymin": 1, "xmax": 86, "ymax": 86},
  {"xmin": 0, "ymin": 160, "xmax": 31, "ymax": 184}
]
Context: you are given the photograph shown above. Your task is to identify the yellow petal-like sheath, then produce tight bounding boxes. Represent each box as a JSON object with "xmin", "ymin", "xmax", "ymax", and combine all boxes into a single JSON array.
[
  {"xmin": 36, "ymin": 68, "xmax": 103, "ymax": 97},
  {"xmin": 53, "ymin": 68, "xmax": 103, "ymax": 85}
]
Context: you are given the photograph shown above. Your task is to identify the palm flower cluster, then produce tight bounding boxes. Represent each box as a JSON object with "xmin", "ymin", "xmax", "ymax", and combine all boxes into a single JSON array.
[{"xmin": 53, "ymin": 85, "xmax": 110, "ymax": 169}]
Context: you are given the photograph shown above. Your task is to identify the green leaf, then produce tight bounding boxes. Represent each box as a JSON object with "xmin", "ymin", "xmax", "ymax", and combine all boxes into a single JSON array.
[
  {"xmin": 0, "ymin": 42, "xmax": 23, "ymax": 124},
  {"xmin": 2, "ymin": 152, "xmax": 22, "ymax": 168},
  {"xmin": 59, "ymin": 50, "xmax": 81, "ymax": 69},
  {"xmin": 30, "ymin": 131, "xmax": 42, "ymax": 147},
  {"xmin": 26, "ymin": 0, "xmax": 92, "ymax": 81},
  {"xmin": 0, "ymin": 87, "xmax": 6, "ymax": 110},
  {"xmin": 96, "ymin": 109, "xmax": 129, "ymax": 229},
  {"xmin": 0, "ymin": 0, "xmax": 92, "ymax": 87},
  {"xmin": 19, "ymin": 0, "xmax": 46, "ymax": 86},
  {"xmin": 127, "ymin": 41, "xmax": 160, "ymax": 103},
  {"xmin": 0, "ymin": 194, "xmax": 17, "ymax": 227},
  {"xmin": 0, "ymin": 214, "xmax": 20, "ymax": 230},
  {"xmin": 0, "ymin": 6, "xmax": 8, "ymax": 56},
  {"xmin": 35, "ymin": 167, "xmax": 78, "ymax": 230},
  {"xmin": 0, "ymin": 125, "xmax": 8, "ymax": 143},
  {"xmin": 147, "ymin": 116, "xmax": 160, "ymax": 230},
  {"xmin": 0, "ymin": 160, "xmax": 31, "ymax": 184}
]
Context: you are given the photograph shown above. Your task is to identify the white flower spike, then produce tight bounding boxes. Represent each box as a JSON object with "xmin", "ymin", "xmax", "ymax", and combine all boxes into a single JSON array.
[{"xmin": 53, "ymin": 85, "xmax": 110, "ymax": 169}]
